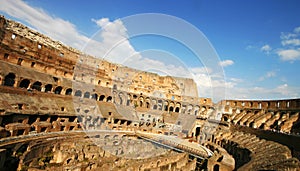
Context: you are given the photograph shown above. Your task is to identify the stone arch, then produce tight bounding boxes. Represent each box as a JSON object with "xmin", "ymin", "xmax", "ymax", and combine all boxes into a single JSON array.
[
  {"xmin": 126, "ymin": 94, "xmax": 131, "ymax": 106},
  {"xmin": 213, "ymin": 164, "xmax": 220, "ymax": 171},
  {"xmin": 118, "ymin": 92, "xmax": 124, "ymax": 105},
  {"xmin": 74, "ymin": 90, "xmax": 82, "ymax": 97},
  {"xmin": 187, "ymin": 104, "xmax": 193, "ymax": 114},
  {"xmin": 163, "ymin": 101, "xmax": 169, "ymax": 111},
  {"xmin": 139, "ymin": 96, "xmax": 144, "ymax": 107},
  {"xmin": 169, "ymin": 106, "xmax": 174, "ymax": 112},
  {"xmin": 84, "ymin": 92, "xmax": 90, "ymax": 98},
  {"xmin": 145, "ymin": 97, "xmax": 150, "ymax": 108},
  {"xmin": 65, "ymin": 88, "xmax": 72, "ymax": 95},
  {"xmin": 194, "ymin": 105, "xmax": 200, "ymax": 115},
  {"xmin": 175, "ymin": 102, "xmax": 181, "ymax": 112},
  {"xmin": 151, "ymin": 99, "xmax": 157, "ymax": 110},
  {"xmin": 157, "ymin": 100, "xmax": 163, "ymax": 110},
  {"xmin": 3, "ymin": 73, "xmax": 16, "ymax": 87},
  {"xmin": 169, "ymin": 101, "xmax": 175, "ymax": 112},
  {"xmin": 54, "ymin": 86, "xmax": 63, "ymax": 94},
  {"xmin": 32, "ymin": 81, "xmax": 42, "ymax": 91},
  {"xmin": 107, "ymin": 96, "xmax": 112, "ymax": 102},
  {"xmin": 19, "ymin": 79, "xmax": 30, "ymax": 89},
  {"xmin": 44, "ymin": 84, "xmax": 52, "ymax": 92},
  {"xmin": 99, "ymin": 95, "xmax": 105, "ymax": 101},
  {"xmin": 91, "ymin": 93, "xmax": 98, "ymax": 100}
]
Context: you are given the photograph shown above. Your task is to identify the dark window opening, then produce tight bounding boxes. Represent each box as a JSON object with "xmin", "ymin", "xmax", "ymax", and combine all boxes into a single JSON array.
[
  {"xmin": 4, "ymin": 73, "xmax": 16, "ymax": 87},
  {"xmin": 54, "ymin": 86, "xmax": 62, "ymax": 94},
  {"xmin": 99, "ymin": 95, "xmax": 105, "ymax": 101},
  {"xmin": 32, "ymin": 81, "xmax": 42, "ymax": 91},
  {"xmin": 19, "ymin": 79, "xmax": 30, "ymax": 89},
  {"xmin": 75, "ymin": 90, "xmax": 82, "ymax": 97},
  {"xmin": 44, "ymin": 84, "xmax": 52, "ymax": 92},
  {"xmin": 17, "ymin": 58, "xmax": 23, "ymax": 65},
  {"xmin": 91, "ymin": 93, "xmax": 98, "ymax": 100},
  {"xmin": 65, "ymin": 88, "xmax": 72, "ymax": 95},
  {"xmin": 4, "ymin": 53, "xmax": 9, "ymax": 59},
  {"xmin": 84, "ymin": 92, "xmax": 90, "ymax": 98},
  {"xmin": 31, "ymin": 62, "xmax": 36, "ymax": 67},
  {"xmin": 18, "ymin": 104, "xmax": 23, "ymax": 110},
  {"xmin": 107, "ymin": 96, "xmax": 112, "ymax": 102},
  {"xmin": 53, "ymin": 77, "xmax": 58, "ymax": 82}
]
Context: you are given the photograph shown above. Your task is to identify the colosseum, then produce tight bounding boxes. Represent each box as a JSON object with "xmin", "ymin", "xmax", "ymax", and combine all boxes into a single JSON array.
[{"xmin": 0, "ymin": 15, "xmax": 299, "ymax": 171}]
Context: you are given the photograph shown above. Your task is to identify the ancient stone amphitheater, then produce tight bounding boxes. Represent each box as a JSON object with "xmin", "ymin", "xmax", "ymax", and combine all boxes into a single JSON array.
[{"xmin": 0, "ymin": 15, "xmax": 299, "ymax": 171}]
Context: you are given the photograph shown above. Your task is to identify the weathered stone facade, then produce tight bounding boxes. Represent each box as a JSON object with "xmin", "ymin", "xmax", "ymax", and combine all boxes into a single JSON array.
[{"xmin": 0, "ymin": 15, "xmax": 299, "ymax": 171}]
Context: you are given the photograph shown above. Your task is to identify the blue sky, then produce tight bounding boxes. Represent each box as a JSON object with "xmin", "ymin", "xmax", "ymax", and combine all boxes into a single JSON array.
[{"xmin": 0, "ymin": 0, "xmax": 300, "ymax": 101}]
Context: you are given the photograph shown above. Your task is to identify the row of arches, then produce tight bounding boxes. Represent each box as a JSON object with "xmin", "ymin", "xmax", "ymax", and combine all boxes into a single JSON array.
[
  {"xmin": 114, "ymin": 91, "xmax": 208, "ymax": 115},
  {"xmin": 1, "ymin": 72, "xmax": 113, "ymax": 102},
  {"xmin": 1, "ymin": 72, "xmax": 209, "ymax": 116}
]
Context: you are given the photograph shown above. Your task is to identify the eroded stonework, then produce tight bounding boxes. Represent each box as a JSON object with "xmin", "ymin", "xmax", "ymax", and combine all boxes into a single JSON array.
[{"xmin": 0, "ymin": 15, "xmax": 299, "ymax": 171}]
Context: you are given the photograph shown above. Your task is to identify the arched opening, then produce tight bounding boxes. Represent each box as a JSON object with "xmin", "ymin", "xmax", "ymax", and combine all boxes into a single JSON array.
[
  {"xmin": 175, "ymin": 107, "xmax": 180, "ymax": 113},
  {"xmin": 65, "ymin": 88, "xmax": 72, "ymax": 95},
  {"xmin": 84, "ymin": 92, "xmax": 90, "ymax": 98},
  {"xmin": 146, "ymin": 102, "xmax": 150, "ymax": 108},
  {"xmin": 44, "ymin": 84, "xmax": 52, "ymax": 92},
  {"xmin": 74, "ymin": 90, "xmax": 82, "ymax": 97},
  {"xmin": 32, "ymin": 81, "xmax": 42, "ymax": 91},
  {"xmin": 118, "ymin": 93, "xmax": 124, "ymax": 105},
  {"xmin": 195, "ymin": 127, "xmax": 201, "ymax": 137},
  {"xmin": 169, "ymin": 106, "xmax": 174, "ymax": 112},
  {"xmin": 3, "ymin": 73, "xmax": 16, "ymax": 87},
  {"xmin": 213, "ymin": 164, "xmax": 220, "ymax": 171},
  {"xmin": 91, "ymin": 93, "xmax": 98, "ymax": 100},
  {"xmin": 99, "ymin": 95, "xmax": 105, "ymax": 101},
  {"xmin": 139, "ymin": 101, "xmax": 143, "ymax": 107},
  {"xmin": 164, "ymin": 105, "xmax": 168, "ymax": 111},
  {"xmin": 19, "ymin": 79, "xmax": 30, "ymax": 89},
  {"xmin": 153, "ymin": 104, "xmax": 157, "ymax": 110},
  {"xmin": 106, "ymin": 96, "xmax": 112, "ymax": 102},
  {"xmin": 54, "ymin": 86, "xmax": 62, "ymax": 94}
]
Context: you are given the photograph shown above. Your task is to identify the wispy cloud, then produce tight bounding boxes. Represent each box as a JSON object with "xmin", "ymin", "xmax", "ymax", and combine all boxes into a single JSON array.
[
  {"xmin": 259, "ymin": 71, "xmax": 277, "ymax": 81},
  {"xmin": 0, "ymin": 0, "xmax": 89, "ymax": 50},
  {"xmin": 276, "ymin": 48, "xmax": 300, "ymax": 61},
  {"xmin": 261, "ymin": 44, "xmax": 272, "ymax": 54},
  {"xmin": 276, "ymin": 26, "xmax": 300, "ymax": 61},
  {"xmin": 219, "ymin": 59, "xmax": 234, "ymax": 67},
  {"xmin": 225, "ymin": 83, "xmax": 299, "ymax": 100}
]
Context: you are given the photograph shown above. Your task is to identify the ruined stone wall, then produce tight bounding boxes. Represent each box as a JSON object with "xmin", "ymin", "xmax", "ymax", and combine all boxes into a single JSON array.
[
  {"xmin": 0, "ymin": 15, "xmax": 209, "ymax": 105},
  {"xmin": 220, "ymin": 99, "xmax": 300, "ymax": 112}
]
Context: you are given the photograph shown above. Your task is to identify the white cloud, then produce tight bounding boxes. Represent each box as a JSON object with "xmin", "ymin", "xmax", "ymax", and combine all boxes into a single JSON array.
[
  {"xmin": 259, "ymin": 71, "xmax": 276, "ymax": 81},
  {"xmin": 92, "ymin": 18, "xmax": 110, "ymax": 28},
  {"xmin": 280, "ymin": 32, "xmax": 297, "ymax": 40},
  {"xmin": 0, "ymin": 0, "xmax": 89, "ymax": 50},
  {"xmin": 281, "ymin": 39, "xmax": 300, "ymax": 46},
  {"xmin": 224, "ymin": 84, "xmax": 299, "ymax": 100},
  {"xmin": 2, "ymin": 1, "xmax": 298, "ymax": 102},
  {"xmin": 294, "ymin": 26, "xmax": 300, "ymax": 33},
  {"xmin": 219, "ymin": 60, "xmax": 234, "ymax": 67},
  {"xmin": 261, "ymin": 44, "xmax": 272, "ymax": 53},
  {"xmin": 277, "ymin": 49, "xmax": 300, "ymax": 61},
  {"xmin": 277, "ymin": 27, "xmax": 300, "ymax": 61}
]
